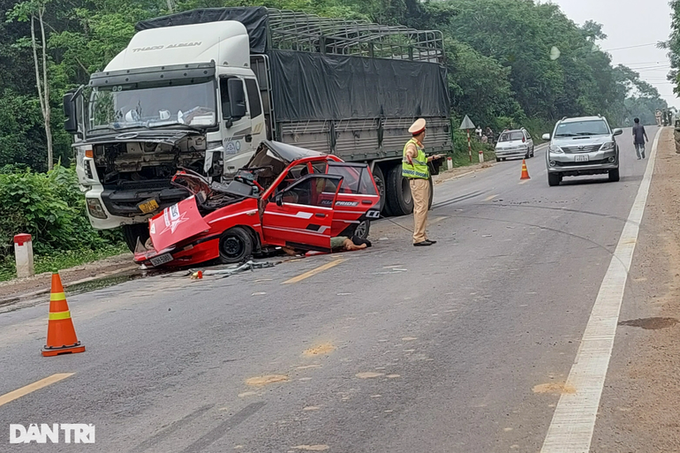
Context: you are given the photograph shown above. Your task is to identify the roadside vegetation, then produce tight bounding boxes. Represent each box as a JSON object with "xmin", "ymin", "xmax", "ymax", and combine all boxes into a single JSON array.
[
  {"xmin": 0, "ymin": 0, "xmax": 669, "ymax": 278},
  {"xmin": 0, "ymin": 165, "xmax": 126, "ymax": 281}
]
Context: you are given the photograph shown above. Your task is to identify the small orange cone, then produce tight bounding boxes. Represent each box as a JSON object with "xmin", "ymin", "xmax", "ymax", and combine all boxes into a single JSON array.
[
  {"xmin": 42, "ymin": 272, "xmax": 85, "ymax": 357},
  {"xmin": 520, "ymin": 159, "xmax": 531, "ymax": 180}
]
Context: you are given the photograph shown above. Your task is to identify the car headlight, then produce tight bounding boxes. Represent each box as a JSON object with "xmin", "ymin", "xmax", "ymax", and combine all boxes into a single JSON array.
[
  {"xmin": 549, "ymin": 144, "xmax": 564, "ymax": 154},
  {"xmin": 600, "ymin": 141, "xmax": 615, "ymax": 151}
]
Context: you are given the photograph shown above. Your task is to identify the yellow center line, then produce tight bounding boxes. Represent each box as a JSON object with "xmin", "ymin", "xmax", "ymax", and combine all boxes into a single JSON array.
[
  {"xmin": 484, "ymin": 194, "xmax": 499, "ymax": 201},
  {"xmin": 0, "ymin": 373, "xmax": 74, "ymax": 408},
  {"xmin": 283, "ymin": 259, "xmax": 345, "ymax": 284}
]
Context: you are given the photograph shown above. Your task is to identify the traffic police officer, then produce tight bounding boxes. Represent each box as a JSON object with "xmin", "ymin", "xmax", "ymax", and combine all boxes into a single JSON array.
[{"xmin": 403, "ymin": 118, "xmax": 443, "ymax": 246}]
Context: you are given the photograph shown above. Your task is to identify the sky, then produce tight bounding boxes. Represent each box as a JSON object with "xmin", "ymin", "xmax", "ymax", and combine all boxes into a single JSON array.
[{"xmin": 547, "ymin": 0, "xmax": 677, "ymax": 108}]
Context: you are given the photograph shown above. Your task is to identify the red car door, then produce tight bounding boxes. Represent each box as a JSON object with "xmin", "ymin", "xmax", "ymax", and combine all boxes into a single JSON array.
[
  {"xmin": 325, "ymin": 162, "xmax": 382, "ymax": 237},
  {"xmin": 262, "ymin": 174, "xmax": 343, "ymax": 252}
]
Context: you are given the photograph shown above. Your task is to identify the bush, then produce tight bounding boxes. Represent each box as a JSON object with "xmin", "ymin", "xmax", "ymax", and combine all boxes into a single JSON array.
[{"xmin": 0, "ymin": 165, "xmax": 122, "ymax": 258}]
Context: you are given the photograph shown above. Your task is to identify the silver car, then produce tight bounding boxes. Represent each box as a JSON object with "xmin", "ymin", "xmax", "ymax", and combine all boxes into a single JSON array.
[
  {"xmin": 495, "ymin": 128, "xmax": 534, "ymax": 161},
  {"xmin": 542, "ymin": 116, "xmax": 623, "ymax": 186}
]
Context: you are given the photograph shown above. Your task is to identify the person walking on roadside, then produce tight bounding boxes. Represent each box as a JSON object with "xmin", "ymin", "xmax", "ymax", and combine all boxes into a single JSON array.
[
  {"xmin": 632, "ymin": 118, "xmax": 648, "ymax": 160},
  {"xmin": 403, "ymin": 118, "xmax": 443, "ymax": 247}
]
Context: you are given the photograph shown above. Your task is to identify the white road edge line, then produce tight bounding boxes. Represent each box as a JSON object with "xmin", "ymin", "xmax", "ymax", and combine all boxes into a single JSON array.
[{"xmin": 540, "ymin": 129, "xmax": 661, "ymax": 453}]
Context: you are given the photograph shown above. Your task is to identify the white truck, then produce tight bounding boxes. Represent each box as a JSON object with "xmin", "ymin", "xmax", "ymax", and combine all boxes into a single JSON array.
[{"xmin": 64, "ymin": 7, "xmax": 452, "ymax": 250}]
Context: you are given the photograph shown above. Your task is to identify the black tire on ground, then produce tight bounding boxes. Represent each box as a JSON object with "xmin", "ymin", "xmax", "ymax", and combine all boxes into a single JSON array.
[
  {"xmin": 548, "ymin": 172, "xmax": 561, "ymax": 187},
  {"xmin": 609, "ymin": 168, "xmax": 620, "ymax": 182},
  {"xmin": 531, "ymin": 146, "xmax": 535, "ymax": 157},
  {"xmin": 354, "ymin": 220, "xmax": 370, "ymax": 239},
  {"xmin": 502, "ymin": 158, "xmax": 507, "ymax": 161},
  {"xmin": 372, "ymin": 165, "xmax": 390, "ymax": 216},
  {"xmin": 428, "ymin": 176, "xmax": 434, "ymax": 210},
  {"xmin": 385, "ymin": 163, "xmax": 414, "ymax": 216},
  {"xmin": 496, "ymin": 157, "xmax": 501, "ymax": 162},
  {"xmin": 122, "ymin": 224, "xmax": 150, "ymax": 252},
  {"xmin": 218, "ymin": 227, "xmax": 253, "ymax": 264}
]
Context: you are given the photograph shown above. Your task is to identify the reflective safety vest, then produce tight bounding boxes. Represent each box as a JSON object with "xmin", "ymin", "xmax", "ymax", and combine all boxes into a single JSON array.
[{"xmin": 402, "ymin": 138, "xmax": 429, "ymax": 179}]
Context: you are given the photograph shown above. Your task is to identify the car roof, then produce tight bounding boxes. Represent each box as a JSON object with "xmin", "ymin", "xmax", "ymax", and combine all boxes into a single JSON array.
[
  {"xmin": 260, "ymin": 140, "xmax": 327, "ymax": 163},
  {"xmin": 560, "ymin": 116, "xmax": 606, "ymax": 124},
  {"xmin": 501, "ymin": 129, "xmax": 526, "ymax": 133}
]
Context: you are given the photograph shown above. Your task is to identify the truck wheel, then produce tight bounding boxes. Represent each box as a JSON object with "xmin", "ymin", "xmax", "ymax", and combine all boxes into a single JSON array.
[
  {"xmin": 428, "ymin": 176, "xmax": 434, "ymax": 210},
  {"xmin": 385, "ymin": 164, "xmax": 414, "ymax": 216},
  {"xmin": 609, "ymin": 168, "xmax": 620, "ymax": 182},
  {"xmin": 354, "ymin": 220, "xmax": 370, "ymax": 239},
  {"xmin": 548, "ymin": 173, "xmax": 561, "ymax": 187},
  {"xmin": 372, "ymin": 165, "xmax": 390, "ymax": 216},
  {"xmin": 122, "ymin": 224, "xmax": 150, "ymax": 252},
  {"xmin": 219, "ymin": 227, "xmax": 253, "ymax": 264}
]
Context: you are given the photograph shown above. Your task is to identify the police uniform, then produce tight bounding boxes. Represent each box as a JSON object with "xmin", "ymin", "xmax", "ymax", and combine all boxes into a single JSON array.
[{"xmin": 403, "ymin": 118, "xmax": 435, "ymax": 246}]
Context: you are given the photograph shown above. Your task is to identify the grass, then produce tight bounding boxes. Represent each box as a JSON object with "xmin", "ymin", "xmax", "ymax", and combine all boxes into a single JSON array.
[
  {"xmin": 448, "ymin": 147, "xmax": 497, "ymax": 168},
  {"xmin": 0, "ymin": 243, "xmax": 129, "ymax": 282}
]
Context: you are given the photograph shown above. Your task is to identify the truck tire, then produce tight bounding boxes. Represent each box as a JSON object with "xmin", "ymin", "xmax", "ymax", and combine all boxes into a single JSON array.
[
  {"xmin": 372, "ymin": 165, "xmax": 390, "ymax": 216},
  {"xmin": 608, "ymin": 168, "xmax": 620, "ymax": 182},
  {"xmin": 219, "ymin": 227, "xmax": 253, "ymax": 264},
  {"xmin": 428, "ymin": 176, "xmax": 434, "ymax": 210},
  {"xmin": 385, "ymin": 164, "xmax": 414, "ymax": 216},
  {"xmin": 548, "ymin": 172, "xmax": 561, "ymax": 187},
  {"xmin": 122, "ymin": 224, "xmax": 150, "ymax": 252}
]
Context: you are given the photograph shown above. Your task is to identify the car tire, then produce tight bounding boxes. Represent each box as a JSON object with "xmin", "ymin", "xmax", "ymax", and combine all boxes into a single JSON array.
[
  {"xmin": 354, "ymin": 220, "xmax": 370, "ymax": 239},
  {"xmin": 218, "ymin": 227, "xmax": 253, "ymax": 264},
  {"xmin": 122, "ymin": 224, "xmax": 150, "ymax": 252},
  {"xmin": 496, "ymin": 157, "xmax": 501, "ymax": 162},
  {"xmin": 372, "ymin": 165, "xmax": 390, "ymax": 216},
  {"xmin": 548, "ymin": 172, "xmax": 561, "ymax": 187},
  {"xmin": 531, "ymin": 146, "xmax": 535, "ymax": 157},
  {"xmin": 385, "ymin": 163, "xmax": 414, "ymax": 216},
  {"xmin": 609, "ymin": 168, "xmax": 620, "ymax": 182}
]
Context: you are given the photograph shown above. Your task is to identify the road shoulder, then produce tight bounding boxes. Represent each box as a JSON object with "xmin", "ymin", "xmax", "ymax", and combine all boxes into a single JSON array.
[{"xmin": 592, "ymin": 127, "xmax": 680, "ymax": 452}]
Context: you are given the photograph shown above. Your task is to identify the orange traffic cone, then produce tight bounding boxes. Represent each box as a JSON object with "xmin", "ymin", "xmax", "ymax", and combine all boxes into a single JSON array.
[
  {"xmin": 520, "ymin": 159, "xmax": 531, "ymax": 180},
  {"xmin": 42, "ymin": 272, "xmax": 85, "ymax": 357}
]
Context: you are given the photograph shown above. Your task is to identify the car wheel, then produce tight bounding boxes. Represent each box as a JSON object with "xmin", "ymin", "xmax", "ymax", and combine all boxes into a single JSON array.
[
  {"xmin": 548, "ymin": 172, "xmax": 561, "ymax": 187},
  {"xmin": 609, "ymin": 168, "xmax": 620, "ymax": 182},
  {"xmin": 496, "ymin": 157, "xmax": 501, "ymax": 162},
  {"xmin": 122, "ymin": 224, "xmax": 150, "ymax": 252},
  {"xmin": 218, "ymin": 227, "xmax": 253, "ymax": 264},
  {"xmin": 502, "ymin": 158, "xmax": 507, "ymax": 161},
  {"xmin": 354, "ymin": 220, "xmax": 370, "ymax": 239},
  {"xmin": 531, "ymin": 146, "xmax": 535, "ymax": 157}
]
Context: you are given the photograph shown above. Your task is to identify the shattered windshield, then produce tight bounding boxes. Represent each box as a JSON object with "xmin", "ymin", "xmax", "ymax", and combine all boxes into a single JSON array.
[
  {"xmin": 555, "ymin": 120, "xmax": 610, "ymax": 137},
  {"xmin": 86, "ymin": 80, "xmax": 217, "ymax": 133}
]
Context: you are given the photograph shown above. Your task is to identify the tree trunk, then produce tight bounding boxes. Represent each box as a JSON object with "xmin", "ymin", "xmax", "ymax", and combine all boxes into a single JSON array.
[
  {"xmin": 38, "ymin": 6, "xmax": 52, "ymax": 171},
  {"xmin": 30, "ymin": 9, "xmax": 53, "ymax": 171},
  {"xmin": 166, "ymin": 0, "xmax": 175, "ymax": 13}
]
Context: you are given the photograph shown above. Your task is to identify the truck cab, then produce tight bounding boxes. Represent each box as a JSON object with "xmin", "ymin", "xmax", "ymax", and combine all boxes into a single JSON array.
[{"xmin": 65, "ymin": 21, "xmax": 266, "ymax": 248}]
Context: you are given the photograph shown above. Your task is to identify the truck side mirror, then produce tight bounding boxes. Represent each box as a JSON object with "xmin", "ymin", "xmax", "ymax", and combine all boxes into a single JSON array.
[
  {"xmin": 542, "ymin": 133, "xmax": 551, "ymax": 141},
  {"xmin": 227, "ymin": 79, "xmax": 246, "ymax": 121},
  {"xmin": 63, "ymin": 91, "xmax": 78, "ymax": 135},
  {"xmin": 612, "ymin": 128, "xmax": 623, "ymax": 136}
]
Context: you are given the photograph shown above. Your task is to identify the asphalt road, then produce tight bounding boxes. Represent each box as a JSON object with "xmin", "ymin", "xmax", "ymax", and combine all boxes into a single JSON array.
[{"xmin": 0, "ymin": 128, "xmax": 660, "ymax": 452}]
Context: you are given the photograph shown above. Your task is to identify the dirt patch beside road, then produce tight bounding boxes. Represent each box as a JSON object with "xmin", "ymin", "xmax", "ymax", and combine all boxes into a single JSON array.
[
  {"xmin": 0, "ymin": 252, "xmax": 136, "ymax": 303},
  {"xmin": 592, "ymin": 128, "xmax": 680, "ymax": 452}
]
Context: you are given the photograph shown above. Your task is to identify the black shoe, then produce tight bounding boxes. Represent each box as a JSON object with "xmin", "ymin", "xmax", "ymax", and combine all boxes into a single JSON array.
[
  {"xmin": 414, "ymin": 240, "xmax": 433, "ymax": 247},
  {"xmin": 426, "ymin": 239, "xmax": 437, "ymax": 244}
]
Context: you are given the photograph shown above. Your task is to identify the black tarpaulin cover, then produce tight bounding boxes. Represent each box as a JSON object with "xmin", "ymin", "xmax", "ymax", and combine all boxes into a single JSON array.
[
  {"xmin": 135, "ymin": 7, "xmax": 269, "ymax": 54},
  {"xmin": 270, "ymin": 50, "xmax": 450, "ymax": 121}
]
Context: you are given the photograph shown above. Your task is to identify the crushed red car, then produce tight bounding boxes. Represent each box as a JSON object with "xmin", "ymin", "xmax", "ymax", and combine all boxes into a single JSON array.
[{"xmin": 134, "ymin": 141, "xmax": 382, "ymax": 268}]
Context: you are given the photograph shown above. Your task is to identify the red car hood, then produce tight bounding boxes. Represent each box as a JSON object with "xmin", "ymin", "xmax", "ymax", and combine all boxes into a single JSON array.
[{"xmin": 148, "ymin": 196, "xmax": 210, "ymax": 252}]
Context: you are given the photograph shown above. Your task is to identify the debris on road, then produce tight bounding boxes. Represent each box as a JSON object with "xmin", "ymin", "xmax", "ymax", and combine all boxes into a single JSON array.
[{"xmin": 188, "ymin": 260, "xmax": 277, "ymax": 280}]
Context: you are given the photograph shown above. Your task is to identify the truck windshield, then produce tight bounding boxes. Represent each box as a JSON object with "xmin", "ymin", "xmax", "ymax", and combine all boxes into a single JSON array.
[{"xmin": 87, "ymin": 80, "xmax": 217, "ymax": 133}]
